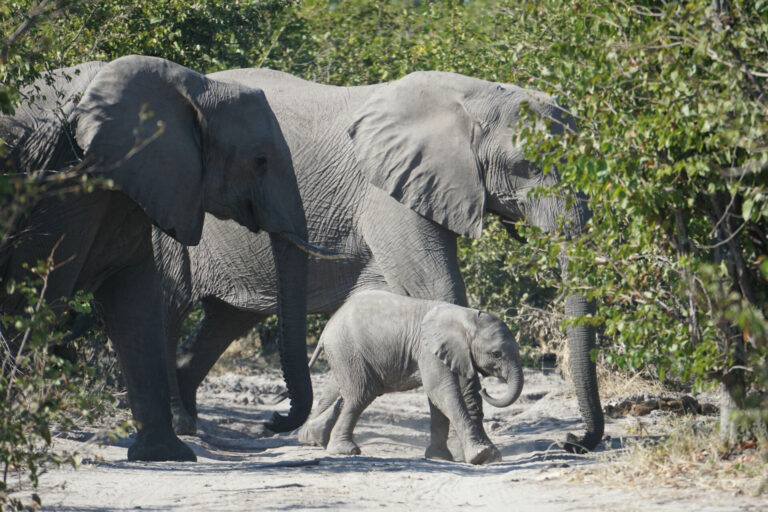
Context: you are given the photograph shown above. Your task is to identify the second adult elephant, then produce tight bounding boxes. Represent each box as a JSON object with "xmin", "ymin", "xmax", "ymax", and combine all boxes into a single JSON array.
[
  {"xmin": 1, "ymin": 56, "xmax": 317, "ymax": 460},
  {"xmin": 157, "ymin": 69, "xmax": 602, "ymax": 454}
]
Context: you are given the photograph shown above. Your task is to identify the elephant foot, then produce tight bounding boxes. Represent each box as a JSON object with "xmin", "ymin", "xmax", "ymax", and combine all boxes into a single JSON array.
[
  {"xmin": 177, "ymin": 369, "xmax": 199, "ymax": 420},
  {"xmin": 297, "ymin": 418, "xmax": 331, "ymax": 447},
  {"xmin": 464, "ymin": 442, "xmax": 501, "ymax": 465},
  {"xmin": 127, "ymin": 428, "xmax": 196, "ymax": 462},
  {"xmin": 297, "ymin": 399, "xmax": 341, "ymax": 447},
  {"xmin": 447, "ymin": 433, "xmax": 464, "ymax": 462},
  {"xmin": 172, "ymin": 403, "xmax": 198, "ymax": 436},
  {"xmin": 562, "ymin": 432, "xmax": 600, "ymax": 455},
  {"xmin": 425, "ymin": 444, "xmax": 454, "ymax": 462},
  {"xmin": 327, "ymin": 438, "xmax": 361, "ymax": 456}
]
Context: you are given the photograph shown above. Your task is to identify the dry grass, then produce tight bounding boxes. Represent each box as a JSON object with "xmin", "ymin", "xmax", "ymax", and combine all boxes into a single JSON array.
[
  {"xmin": 518, "ymin": 303, "xmax": 665, "ymax": 400},
  {"xmin": 553, "ymin": 338, "xmax": 664, "ymax": 400},
  {"xmin": 596, "ymin": 366, "xmax": 666, "ymax": 400},
  {"xmin": 210, "ymin": 330, "xmax": 323, "ymax": 376},
  {"xmin": 576, "ymin": 416, "xmax": 768, "ymax": 497}
]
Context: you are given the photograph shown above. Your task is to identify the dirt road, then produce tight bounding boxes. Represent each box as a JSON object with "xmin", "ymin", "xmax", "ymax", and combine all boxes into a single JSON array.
[{"xmin": 13, "ymin": 369, "xmax": 767, "ymax": 511}]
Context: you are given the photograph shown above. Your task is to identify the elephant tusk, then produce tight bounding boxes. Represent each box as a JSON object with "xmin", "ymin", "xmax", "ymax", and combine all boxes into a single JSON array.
[{"xmin": 278, "ymin": 232, "xmax": 347, "ymax": 260}]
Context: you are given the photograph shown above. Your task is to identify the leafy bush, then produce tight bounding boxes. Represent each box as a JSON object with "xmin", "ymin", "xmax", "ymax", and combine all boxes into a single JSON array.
[
  {"xmin": 53, "ymin": 0, "xmax": 305, "ymax": 73},
  {"xmin": 504, "ymin": 0, "xmax": 766, "ymax": 400},
  {"xmin": 0, "ymin": 257, "xmax": 117, "ymax": 510}
]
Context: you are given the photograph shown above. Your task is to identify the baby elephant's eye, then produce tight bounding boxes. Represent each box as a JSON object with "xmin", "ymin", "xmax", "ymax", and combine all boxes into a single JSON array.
[
  {"xmin": 254, "ymin": 155, "xmax": 268, "ymax": 169},
  {"xmin": 491, "ymin": 350, "xmax": 503, "ymax": 359}
]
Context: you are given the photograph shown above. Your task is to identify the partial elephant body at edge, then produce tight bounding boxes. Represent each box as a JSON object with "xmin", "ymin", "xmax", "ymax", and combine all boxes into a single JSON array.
[{"xmin": 0, "ymin": 56, "xmax": 316, "ymax": 461}]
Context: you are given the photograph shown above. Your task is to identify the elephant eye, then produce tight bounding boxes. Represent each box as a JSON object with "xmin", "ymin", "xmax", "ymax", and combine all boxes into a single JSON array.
[
  {"xmin": 254, "ymin": 155, "xmax": 268, "ymax": 170},
  {"xmin": 491, "ymin": 350, "xmax": 503, "ymax": 359}
]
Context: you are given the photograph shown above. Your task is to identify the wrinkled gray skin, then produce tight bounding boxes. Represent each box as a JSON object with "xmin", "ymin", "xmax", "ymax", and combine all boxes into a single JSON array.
[
  {"xmin": 296, "ymin": 290, "xmax": 523, "ymax": 465},
  {"xmin": 0, "ymin": 56, "xmax": 315, "ymax": 461},
  {"xmin": 158, "ymin": 69, "xmax": 602, "ymax": 454}
]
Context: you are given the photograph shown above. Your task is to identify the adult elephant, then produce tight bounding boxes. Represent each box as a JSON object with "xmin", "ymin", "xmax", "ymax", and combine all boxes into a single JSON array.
[
  {"xmin": 0, "ymin": 56, "xmax": 318, "ymax": 461},
  {"xmin": 158, "ymin": 69, "xmax": 602, "ymax": 455}
]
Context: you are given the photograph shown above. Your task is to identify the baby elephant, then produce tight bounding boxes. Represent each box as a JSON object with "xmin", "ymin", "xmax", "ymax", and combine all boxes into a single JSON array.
[{"xmin": 298, "ymin": 290, "xmax": 523, "ymax": 465}]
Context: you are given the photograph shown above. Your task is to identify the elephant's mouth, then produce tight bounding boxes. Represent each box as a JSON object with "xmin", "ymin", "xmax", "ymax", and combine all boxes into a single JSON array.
[
  {"xmin": 277, "ymin": 232, "xmax": 347, "ymax": 260},
  {"xmin": 499, "ymin": 217, "xmax": 527, "ymax": 244},
  {"xmin": 246, "ymin": 199, "xmax": 262, "ymax": 233}
]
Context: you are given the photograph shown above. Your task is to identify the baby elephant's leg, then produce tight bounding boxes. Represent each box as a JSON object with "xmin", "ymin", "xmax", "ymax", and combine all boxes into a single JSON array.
[
  {"xmin": 326, "ymin": 395, "xmax": 373, "ymax": 456},
  {"xmin": 425, "ymin": 400, "xmax": 453, "ymax": 461},
  {"xmin": 420, "ymin": 358, "xmax": 500, "ymax": 465},
  {"xmin": 447, "ymin": 376, "xmax": 484, "ymax": 462},
  {"xmin": 298, "ymin": 381, "xmax": 343, "ymax": 447}
]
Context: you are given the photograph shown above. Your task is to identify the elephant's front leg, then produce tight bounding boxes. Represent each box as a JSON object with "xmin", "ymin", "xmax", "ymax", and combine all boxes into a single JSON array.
[
  {"xmin": 165, "ymin": 309, "xmax": 197, "ymax": 436},
  {"xmin": 360, "ymin": 188, "xmax": 487, "ymax": 455},
  {"xmin": 425, "ymin": 400, "xmax": 453, "ymax": 461},
  {"xmin": 446, "ymin": 375, "xmax": 485, "ymax": 462},
  {"xmin": 420, "ymin": 357, "xmax": 499, "ymax": 465},
  {"xmin": 95, "ymin": 258, "xmax": 195, "ymax": 462}
]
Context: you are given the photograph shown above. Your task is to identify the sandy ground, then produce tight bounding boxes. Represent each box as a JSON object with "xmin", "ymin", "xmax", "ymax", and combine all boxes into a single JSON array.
[{"xmin": 10, "ymin": 368, "xmax": 768, "ymax": 511}]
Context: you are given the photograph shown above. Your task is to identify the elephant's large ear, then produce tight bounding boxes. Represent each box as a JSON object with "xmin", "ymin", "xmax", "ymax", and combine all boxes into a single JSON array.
[
  {"xmin": 74, "ymin": 55, "xmax": 207, "ymax": 246},
  {"xmin": 422, "ymin": 304, "xmax": 477, "ymax": 379},
  {"xmin": 348, "ymin": 72, "xmax": 485, "ymax": 239}
]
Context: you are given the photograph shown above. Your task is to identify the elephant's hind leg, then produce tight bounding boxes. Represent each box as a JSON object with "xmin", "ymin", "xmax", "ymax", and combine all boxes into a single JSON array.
[
  {"xmin": 326, "ymin": 394, "xmax": 373, "ymax": 456},
  {"xmin": 175, "ymin": 298, "xmax": 262, "ymax": 425},
  {"xmin": 298, "ymin": 395, "xmax": 342, "ymax": 447},
  {"xmin": 298, "ymin": 378, "xmax": 343, "ymax": 446}
]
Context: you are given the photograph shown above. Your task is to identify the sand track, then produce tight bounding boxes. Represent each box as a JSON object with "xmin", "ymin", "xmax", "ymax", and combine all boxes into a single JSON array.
[{"xmin": 12, "ymin": 369, "xmax": 767, "ymax": 511}]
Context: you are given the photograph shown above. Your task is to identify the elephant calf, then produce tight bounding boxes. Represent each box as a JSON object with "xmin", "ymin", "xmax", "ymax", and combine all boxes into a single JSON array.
[{"xmin": 297, "ymin": 290, "xmax": 523, "ymax": 465}]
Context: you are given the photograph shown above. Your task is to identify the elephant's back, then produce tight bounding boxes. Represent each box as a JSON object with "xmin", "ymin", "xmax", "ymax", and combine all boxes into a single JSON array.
[
  {"xmin": 16, "ymin": 62, "xmax": 105, "ymax": 122},
  {"xmin": 322, "ymin": 291, "xmax": 424, "ymax": 389},
  {"xmin": 1, "ymin": 61, "xmax": 105, "ymax": 173},
  {"xmin": 322, "ymin": 291, "xmax": 422, "ymax": 352}
]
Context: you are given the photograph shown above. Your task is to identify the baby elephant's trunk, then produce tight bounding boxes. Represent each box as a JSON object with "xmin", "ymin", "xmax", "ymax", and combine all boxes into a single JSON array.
[{"xmin": 480, "ymin": 364, "xmax": 524, "ymax": 408}]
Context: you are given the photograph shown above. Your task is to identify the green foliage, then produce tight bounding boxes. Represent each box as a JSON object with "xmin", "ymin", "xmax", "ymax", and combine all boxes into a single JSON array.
[
  {"xmin": 458, "ymin": 217, "xmax": 561, "ymax": 347},
  {"xmin": 0, "ymin": 1, "xmax": 72, "ymax": 115},
  {"xmin": 293, "ymin": 0, "xmax": 513, "ymax": 84},
  {"xmin": 495, "ymin": 1, "xmax": 768, "ymax": 409},
  {"xmin": 0, "ymin": 262, "xmax": 115, "ymax": 510},
  {"xmin": 53, "ymin": 0, "xmax": 305, "ymax": 72}
]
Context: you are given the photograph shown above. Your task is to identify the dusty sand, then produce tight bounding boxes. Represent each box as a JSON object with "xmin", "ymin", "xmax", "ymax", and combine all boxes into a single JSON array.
[{"xmin": 11, "ymin": 368, "xmax": 768, "ymax": 511}]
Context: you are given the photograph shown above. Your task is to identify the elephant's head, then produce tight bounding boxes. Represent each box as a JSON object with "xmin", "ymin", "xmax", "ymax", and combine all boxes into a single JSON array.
[
  {"xmin": 348, "ymin": 70, "xmax": 590, "ymax": 239},
  {"xmin": 423, "ymin": 305, "xmax": 523, "ymax": 409},
  {"xmin": 73, "ymin": 55, "xmax": 304, "ymax": 246},
  {"xmin": 72, "ymin": 55, "xmax": 313, "ymax": 431},
  {"xmin": 349, "ymin": 71, "xmax": 601, "ymax": 451}
]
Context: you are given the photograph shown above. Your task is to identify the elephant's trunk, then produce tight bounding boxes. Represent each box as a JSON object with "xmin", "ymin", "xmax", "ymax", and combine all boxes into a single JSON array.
[
  {"xmin": 264, "ymin": 233, "xmax": 312, "ymax": 432},
  {"xmin": 563, "ymin": 294, "xmax": 603, "ymax": 453},
  {"xmin": 480, "ymin": 363, "xmax": 523, "ymax": 408}
]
